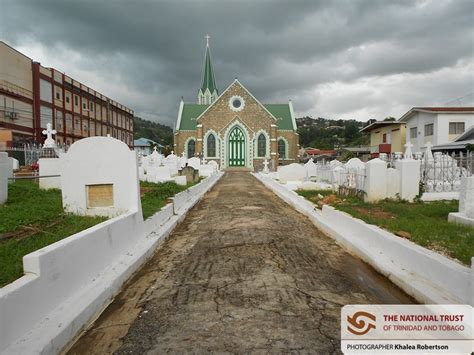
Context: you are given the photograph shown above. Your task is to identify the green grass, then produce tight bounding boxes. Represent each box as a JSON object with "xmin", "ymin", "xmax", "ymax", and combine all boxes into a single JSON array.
[
  {"xmin": 0, "ymin": 181, "xmax": 105, "ymax": 287},
  {"xmin": 140, "ymin": 180, "xmax": 196, "ymax": 219},
  {"xmin": 297, "ymin": 190, "xmax": 474, "ymax": 265}
]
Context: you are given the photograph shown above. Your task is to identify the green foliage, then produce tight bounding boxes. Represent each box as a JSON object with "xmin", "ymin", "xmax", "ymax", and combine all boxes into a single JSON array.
[
  {"xmin": 297, "ymin": 190, "xmax": 474, "ymax": 265},
  {"xmin": 297, "ymin": 116, "xmax": 369, "ymax": 149},
  {"xmin": 0, "ymin": 181, "xmax": 105, "ymax": 286},
  {"xmin": 140, "ymin": 180, "xmax": 195, "ymax": 219},
  {"xmin": 465, "ymin": 143, "xmax": 474, "ymax": 152},
  {"xmin": 133, "ymin": 116, "xmax": 173, "ymax": 146},
  {"xmin": 383, "ymin": 116, "xmax": 397, "ymax": 121}
]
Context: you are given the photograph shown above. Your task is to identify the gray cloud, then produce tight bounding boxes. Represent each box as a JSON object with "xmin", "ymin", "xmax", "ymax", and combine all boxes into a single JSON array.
[{"xmin": 1, "ymin": 0, "xmax": 473, "ymax": 127}]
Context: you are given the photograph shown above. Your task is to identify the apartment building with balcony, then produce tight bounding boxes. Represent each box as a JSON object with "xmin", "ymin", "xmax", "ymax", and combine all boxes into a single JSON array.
[
  {"xmin": 0, "ymin": 41, "xmax": 134, "ymax": 146},
  {"xmin": 360, "ymin": 120, "xmax": 406, "ymax": 156}
]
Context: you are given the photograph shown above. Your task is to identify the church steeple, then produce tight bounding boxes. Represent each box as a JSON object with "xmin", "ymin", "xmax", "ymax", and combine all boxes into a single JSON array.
[{"xmin": 198, "ymin": 35, "xmax": 218, "ymax": 105}]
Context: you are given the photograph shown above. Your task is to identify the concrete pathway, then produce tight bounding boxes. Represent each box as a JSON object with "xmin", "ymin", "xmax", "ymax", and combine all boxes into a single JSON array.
[{"xmin": 68, "ymin": 173, "xmax": 413, "ymax": 354}]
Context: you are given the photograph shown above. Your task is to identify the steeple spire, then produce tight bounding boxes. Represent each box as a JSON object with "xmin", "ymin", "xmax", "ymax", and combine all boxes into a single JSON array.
[{"xmin": 198, "ymin": 34, "xmax": 218, "ymax": 105}]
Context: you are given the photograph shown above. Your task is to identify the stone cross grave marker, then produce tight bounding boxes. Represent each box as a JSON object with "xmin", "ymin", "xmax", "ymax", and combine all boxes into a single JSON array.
[
  {"xmin": 262, "ymin": 158, "xmax": 270, "ymax": 174},
  {"xmin": 42, "ymin": 122, "xmax": 57, "ymax": 148}
]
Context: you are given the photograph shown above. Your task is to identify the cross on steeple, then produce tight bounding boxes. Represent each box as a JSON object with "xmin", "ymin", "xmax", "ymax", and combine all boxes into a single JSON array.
[
  {"xmin": 198, "ymin": 35, "xmax": 218, "ymax": 104},
  {"xmin": 205, "ymin": 34, "xmax": 210, "ymax": 47}
]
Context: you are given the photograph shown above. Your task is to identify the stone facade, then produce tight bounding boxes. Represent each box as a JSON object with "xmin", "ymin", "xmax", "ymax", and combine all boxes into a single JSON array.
[{"xmin": 174, "ymin": 80, "xmax": 299, "ymax": 171}]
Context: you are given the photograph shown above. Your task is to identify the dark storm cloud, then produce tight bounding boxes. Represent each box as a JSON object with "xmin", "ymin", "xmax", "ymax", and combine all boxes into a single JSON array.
[{"xmin": 1, "ymin": 0, "xmax": 473, "ymax": 126}]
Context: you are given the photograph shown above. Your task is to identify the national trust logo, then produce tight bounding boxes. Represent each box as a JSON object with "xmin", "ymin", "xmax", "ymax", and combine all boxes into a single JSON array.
[{"xmin": 347, "ymin": 311, "xmax": 377, "ymax": 336}]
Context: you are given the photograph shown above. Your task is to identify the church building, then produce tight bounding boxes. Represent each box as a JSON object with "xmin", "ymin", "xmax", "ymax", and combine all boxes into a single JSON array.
[{"xmin": 174, "ymin": 37, "xmax": 299, "ymax": 170}]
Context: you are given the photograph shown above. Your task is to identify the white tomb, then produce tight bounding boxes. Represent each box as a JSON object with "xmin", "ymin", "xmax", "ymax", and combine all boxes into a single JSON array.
[
  {"xmin": 448, "ymin": 176, "xmax": 474, "ymax": 227},
  {"xmin": 38, "ymin": 158, "xmax": 62, "ymax": 190},
  {"xmin": 42, "ymin": 123, "xmax": 57, "ymax": 149},
  {"xmin": 0, "ymin": 152, "xmax": 9, "ymax": 204},
  {"xmin": 278, "ymin": 163, "xmax": 306, "ymax": 183},
  {"xmin": 187, "ymin": 157, "xmax": 201, "ymax": 170},
  {"xmin": 60, "ymin": 137, "xmax": 140, "ymax": 217}
]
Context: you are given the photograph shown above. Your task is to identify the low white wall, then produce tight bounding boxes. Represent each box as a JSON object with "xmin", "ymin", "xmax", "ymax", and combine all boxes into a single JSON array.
[
  {"xmin": 253, "ymin": 173, "xmax": 472, "ymax": 306},
  {"xmin": 421, "ymin": 191, "xmax": 459, "ymax": 201},
  {"xmin": 0, "ymin": 172, "xmax": 224, "ymax": 354}
]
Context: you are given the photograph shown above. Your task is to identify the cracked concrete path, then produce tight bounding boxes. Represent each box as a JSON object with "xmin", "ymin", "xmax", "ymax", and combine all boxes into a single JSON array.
[{"xmin": 67, "ymin": 172, "xmax": 413, "ymax": 354}]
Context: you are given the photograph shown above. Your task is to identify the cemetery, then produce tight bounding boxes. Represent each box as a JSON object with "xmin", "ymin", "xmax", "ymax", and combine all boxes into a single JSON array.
[{"xmin": 0, "ymin": 134, "xmax": 223, "ymax": 354}]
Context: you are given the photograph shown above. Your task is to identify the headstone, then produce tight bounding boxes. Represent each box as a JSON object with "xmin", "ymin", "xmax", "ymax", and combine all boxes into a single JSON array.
[
  {"xmin": 448, "ymin": 176, "xmax": 474, "ymax": 227},
  {"xmin": 278, "ymin": 163, "xmax": 306, "ymax": 182},
  {"xmin": 386, "ymin": 168, "xmax": 401, "ymax": 198},
  {"xmin": 10, "ymin": 157, "xmax": 19, "ymax": 170},
  {"xmin": 329, "ymin": 160, "xmax": 343, "ymax": 168},
  {"xmin": 42, "ymin": 122, "xmax": 57, "ymax": 148},
  {"xmin": 262, "ymin": 158, "xmax": 270, "ymax": 174},
  {"xmin": 164, "ymin": 152, "xmax": 179, "ymax": 176},
  {"xmin": 0, "ymin": 152, "xmax": 9, "ymax": 204},
  {"xmin": 208, "ymin": 160, "xmax": 219, "ymax": 170},
  {"xmin": 138, "ymin": 166, "xmax": 146, "ymax": 181},
  {"xmin": 404, "ymin": 142, "xmax": 413, "ymax": 160},
  {"xmin": 180, "ymin": 166, "xmax": 199, "ymax": 183},
  {"xmin": 304, "ymin": 158, "xmax": 317, "ymax": 177},
  {"xmin": 174, "ymin": 176, "xmax": 187, "ymax": 186},
  {"xmin": 155, "ymin": 166, "xmax": 173, "ymax": 183},
  {"xmin": 364, "ymin": 158, "xmax": 387, "ymax": 202},
  {"xmin": 60, "ymin": 136, "xmax": 140, "ymax": 217},
  {"xmin": 424, "ymin": 142, "xmax": 434, "ymax": 162},
  {"xmin": 38, "ymin": 158, "xmax": 61, "ymax": 190},
  {"xmin": 179, "ymin": 152, "xmax": 188, "ymax": 168},
  {"xmin": 394, "ymin": 158, "xmax": 421, "ymax": 201},
  {"xmin": 187, "ymin": 157, "xmax": 201, "ymax": 170},
  {"xmin": 345, "ymin": 158, "xmax": 365, "ymax": 170}
]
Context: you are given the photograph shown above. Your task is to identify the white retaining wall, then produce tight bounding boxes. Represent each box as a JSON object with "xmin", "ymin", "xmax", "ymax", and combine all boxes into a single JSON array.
[
  {"xmin": 253, "ymin": 173, "xmax": 472, "ymax": 306},
  {"xmin": 0, "ymin": 172, "xmax": 223, "ymax": 354}
]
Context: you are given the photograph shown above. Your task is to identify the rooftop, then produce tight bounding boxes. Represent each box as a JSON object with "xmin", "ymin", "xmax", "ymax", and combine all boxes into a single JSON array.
[{"xmin": 399, "ymin": 107, "xmax": 474, "ymax": 122}]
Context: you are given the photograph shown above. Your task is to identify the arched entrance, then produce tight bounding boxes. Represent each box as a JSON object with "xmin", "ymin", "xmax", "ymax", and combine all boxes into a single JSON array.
[{"xmin": 228, "ymin": 126, "xmax": 246, "ymax": 167}]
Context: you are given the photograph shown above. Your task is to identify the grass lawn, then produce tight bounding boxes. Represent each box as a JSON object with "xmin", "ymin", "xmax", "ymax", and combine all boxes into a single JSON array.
[
  {"xmin": 0, "ymin": 181, "xmax": 106, "ymax": 287},
  {"xmin": 297, "ymin": 190, "xmax": 474, "ymax": 266},
  {"xmin": 140, "ymin": 180, "xmax": 197, "ymax": 219}
]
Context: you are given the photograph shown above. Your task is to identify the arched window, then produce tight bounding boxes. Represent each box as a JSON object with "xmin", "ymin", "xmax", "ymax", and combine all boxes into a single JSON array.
[
  {"xmin": 278, "ymin": 139, "xmax": 286, "ymax": 159},
  {"xmin": 207, "ymin": 134, "xmax": 216, "ymax": 157},
  {"xmin": 257, "ymin": 133, "xmax": 266, "ymax": 157},
  {"xmin": 187, "ymin": 139, "xmax": 196, "ymax": 158}
]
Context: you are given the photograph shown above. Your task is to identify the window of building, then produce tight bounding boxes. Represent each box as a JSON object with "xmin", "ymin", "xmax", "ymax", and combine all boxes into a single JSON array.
[
  {"xmin": 257, "ymin": 133, "xmax": 266, "ymax": 157},
  {"xmin": 90, "ymin": 102, "xmax": 94, "ymax": 112},
  {"xmin": 382, "ymin": 133, "xmax": 387, "ymax": 143},
  {"xmin": 74, "ymin": 96, "xmax": 78, "ymax": 106},
  {"xmin": 187, "ymin": 139, "xmax": 196, "ymax": 158},
  {"xmin": 66, "ymin": 96, "xmax": 70, "ymax": 103},
  {"xmin": 410, "ymin": 127, "xmax": 417, "ymax": 139},
  {"xmin": 278, "ymin": 139, "xmax": 286, "ymax": 159},
  {"xmin": 83, "ymin": 103, "xmax": 86, "ymax": 110},
  {"xmin": 56, "ymin": 92, "xmax": 60, "ymax": 100},
  {"xmin": 449, "ymin": 122, "xmax": 465, "ymax": 135},
  {"xmin": 207, "ymin": 134, "xmax": 216, "ymax": 157},
  {"xmin": 424, "ymin": 123, "xmax": 434, "ymax": 136}
]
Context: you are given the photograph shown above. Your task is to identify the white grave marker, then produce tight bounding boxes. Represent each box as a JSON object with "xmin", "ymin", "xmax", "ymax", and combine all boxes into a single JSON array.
[{"xmin": 42, "ymin": 123, "xmax": 57, "ymax": 148}]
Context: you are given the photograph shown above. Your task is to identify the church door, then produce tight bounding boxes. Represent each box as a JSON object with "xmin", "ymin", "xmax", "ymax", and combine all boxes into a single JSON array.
[{"xmin": 228, "ymin": 126, "xmax": 245, "ymax": 167}]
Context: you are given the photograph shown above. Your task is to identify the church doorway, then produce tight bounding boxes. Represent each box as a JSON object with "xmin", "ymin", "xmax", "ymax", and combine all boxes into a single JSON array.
[{"xmin": 228, "ymin": 126, "xmax": 246, "ymax": 167}]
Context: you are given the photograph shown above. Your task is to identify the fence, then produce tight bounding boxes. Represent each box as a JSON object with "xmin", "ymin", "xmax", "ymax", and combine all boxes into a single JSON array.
[
  {"xmin": 0, "ymin": 143, "xmax": 69, "ymax": 166},
  {"xmin": 420, "ymin": 152, "xmax": 473, "ymax": 192}
]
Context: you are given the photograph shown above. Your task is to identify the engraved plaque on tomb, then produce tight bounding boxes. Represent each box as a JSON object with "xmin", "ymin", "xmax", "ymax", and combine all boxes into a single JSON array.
[{"xmin": 86, "ymin": 184, "xmax": 114, "ymax": 208}]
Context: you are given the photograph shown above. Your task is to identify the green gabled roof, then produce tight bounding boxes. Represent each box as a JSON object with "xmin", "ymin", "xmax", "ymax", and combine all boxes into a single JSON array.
[
  {"xmin": 264, "ymin": 104, "xmax": 294, "ymax": 130},
  {"xmin": 199, "ymin": 44, "xmax": 218, "ymax": 95},
  {"xmin": 178, "ymin": 103, "xmax": 295, "ymax": 131},
  {"xmin": 179, "ymin": 104, "xmax": 208, "ymax": 130}
]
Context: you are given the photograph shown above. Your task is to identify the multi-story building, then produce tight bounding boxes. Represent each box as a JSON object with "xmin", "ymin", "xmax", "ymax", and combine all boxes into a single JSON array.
[
  {"xmin": 0, "ymin": 41, "xmax": 134, "ymax": 146},
  {"xmin": 399, "ymin": 107, "xmax": 474, "ymax": 152},
  {"xmin": 360, "ymin": 121, "xmax": 407, "ymax": 156}
]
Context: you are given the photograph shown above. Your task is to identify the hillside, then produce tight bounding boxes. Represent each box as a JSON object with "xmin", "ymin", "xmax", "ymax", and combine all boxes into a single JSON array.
[
  {"xmin": 133, "ymin": 117, "xmax": 174, "ymax": 146},
  {"xmin": 297, "ymin": 116, "xmax": 369, "ymax": 149}
]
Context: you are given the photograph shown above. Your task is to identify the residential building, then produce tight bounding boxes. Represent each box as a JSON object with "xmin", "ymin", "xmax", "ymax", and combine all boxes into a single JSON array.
[
  {"xmin": 134, "ymin": 137, "xmax": 163, "ymax": 156},
  {"xmin": 399, "ymin": 107, "xmax": 474, "ymax": 152},
  {"xmin": 0, "ymin": 41, "xmax": 134, "ymax": 146},
  {"xmin": 360, "ymin": 121, "xmax": 406, "ymax": 156},
  {"xmin": 432, "ymin": 126, "xmax": 474, "ymax": 153}
]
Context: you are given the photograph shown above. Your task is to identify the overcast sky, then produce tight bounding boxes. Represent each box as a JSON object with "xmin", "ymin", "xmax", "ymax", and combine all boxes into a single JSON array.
[{"xmin": 1, "ymin": 0, "xmax": 473, "ymax": 127}]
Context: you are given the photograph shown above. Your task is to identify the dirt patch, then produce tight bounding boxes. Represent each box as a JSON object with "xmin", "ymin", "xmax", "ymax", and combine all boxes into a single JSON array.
[{"xmin": 353, "ymin": 206, "xmax": 395, "ymax": 220}]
